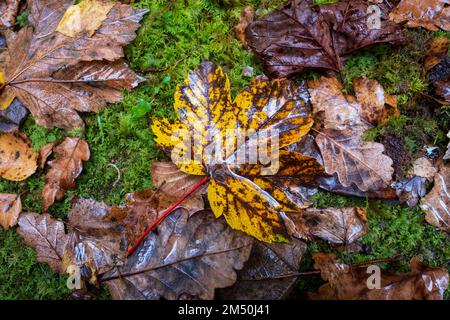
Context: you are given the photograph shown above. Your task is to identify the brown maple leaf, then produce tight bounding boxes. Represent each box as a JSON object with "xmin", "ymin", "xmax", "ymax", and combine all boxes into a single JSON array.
[
  {"xmin": 0, "ymin": 0, "xmax": 147, "ymax": 129},
  {"xmin": 245, "ymin": 0, "xmax": 405, "ymax": 78},
  {"xmin": 42, "ymin": 137, "xmax": 90, "ymax": 211},
  {"xmin": 309, "ymin": 253, "xmax": 449, "ymax": 300}
]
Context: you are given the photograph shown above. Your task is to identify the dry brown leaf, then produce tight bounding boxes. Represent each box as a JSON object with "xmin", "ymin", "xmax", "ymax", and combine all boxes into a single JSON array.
[
  {"xmin": 353, "ymin": 77, "xmax": 399, "ymax": 124},
  {"xmin": 151, "ymin": 161, "xmax": 207, "ymax": 199},
  {"xmin": 17, "ymin": 213, "xmax": 69, "ymax": 273},
  {"xmin": 42, "ymin": 137, "xmax": 90, "ymax": 211},
  {"xmin": 103, "ymin": 209, "xmax": 253, "ymax": 300},
  {"xmin": 283, "ymin": 207, "xmax": 368, "ymax": 244},
  {"xmin": 0, "ymin": 131, "xmax": 37, "ymax": 181},
  {"xmin": 390, "ymin": 0, "xmax": 450, "ymax": 31},
  {"xmin": 420, "ymin": 163, "xmax": 450, "ymax": 233},
  {"xmin": 108, "ymin": 188, "xmax": 204, "ymax": 247},
  {"xmin": 0, "ymin": 0, "xmax": 20, "ymax": 29},
  {"xmin": 309, "ymin": 77, "xmax": 394, "ymax": 192},
  {"xmin": 0, "ymin": 193, "xmax": 21, "ymax": 229},
  {"xmin": 309, "ymin": 253, "xmax": 449, "ymax": 300},
  {"xmin": 0, "ymin": 0, "xmax": 147, "ymax": 129},
  {"xmin": 235, "ymin": 5, "xmax": 255, "ymax": 49},
  {"xmin": 62, "ymin": 198, "xmax": 128, "ymax": 284},
  {"xmin": 217, "ymin": 239, "xmax": 307, "ymax": 300}
]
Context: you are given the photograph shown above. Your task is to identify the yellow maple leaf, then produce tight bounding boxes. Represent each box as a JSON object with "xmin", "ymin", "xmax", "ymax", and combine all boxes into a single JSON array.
[{"xmin": 152, "ymin": 61, "xmax": 324, "ymax": 242}]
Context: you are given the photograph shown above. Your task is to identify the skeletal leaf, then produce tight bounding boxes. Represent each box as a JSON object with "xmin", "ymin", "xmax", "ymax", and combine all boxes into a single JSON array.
[
  {"xmin": 309, "ymin": 77, "xmax": 394, "ymax": 192},
  {"xmin": 62, "ymin": 198, "xmax": 128, "ymax": 284},
  {"xmin": 390, "ymin": 0, "xmax": 450, "ymax": 31},
  {"xmin": 103, "ymin": 209, "xmax": 253, "ymax": 300},
  {"xmin": 17, "ymin": 213, "xmax": 69, "ymax": 273},
  {"xmin": 42, "ymin": 137, "xmax": 90, "ymax": 211},
  {"xmin": 108, "ymin": 188, "xmax": 204, "ymax": 247},
  {"xmin": 57, "ymin": 0, "xmax": 116, "ymax": 37},
  {"xmin": 0, "ymin": 0, "xmax": 147, "ymax": 129},
  {"xmin": 0, "ymin": 132, "xmax": 37, "ymax": 181},
  {"xmin": 0, "ymin": 193, "xmax": 21, "ymax": 229},
  {"xmin": 309, "ymin": 253, "xmax": 449, "ymax": 300},
  {"xmin": 283, "ymin": 207, "xmax": 368, "ymax": 244},
  {"xmin": 217, "ymin": 239, "xmax": 307, "ymax": 300},
  {"xmin": 245, "ymin": 0, "xmax": 405, "ymax": 78},
  {"xmin": 420, "ymin": 163, "xmax": 450, "ymax": 233},
  {"xmin": 152, "ymin": 61, "xmax": 325, "ymax": 242}
]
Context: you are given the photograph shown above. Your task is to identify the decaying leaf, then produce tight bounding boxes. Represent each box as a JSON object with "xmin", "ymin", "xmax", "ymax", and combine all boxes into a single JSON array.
[
  {"xmin": 0, "ymin": 0, "xmax": 147, "ymax": 129},
  {"xmin": 42, "ymin": 137, "xmax": 90, "ymax": 211},
  {"xmin": 309, "ymin": 76, "xmax": 394, "ymax": 192},
  {"xmin": 283, "ymin": 207, "xmax": 368, "ymax": 244},
  {"xmin": 235, "ymin": 5, "xmax": 255, "ymax": 49},
  {"xmin": 420, "ymin": 163, "xmax": 450, "ymax": 233},
  {"xmin": 17, "ymin": 213, "xmax": 69, "ymax": 273},
  {"xmin": 0, "ymin": 0, "xmax": 20, "ymax": 29},
  {"xmin": 103, "ymin": 209, "xmax": 253, "ymax": 300},
  {"xmin": 56, "ymin": 0, "xmax": 116, "ymax": 37},
  {"xmin": 152, "ymin": 61, "xmax": 325, "ymax": 242},
  {"xmin": 424, "ymin": 37, "xmax": 450, "ymax": 72},
  {"xmin": 0, "ymin": 131, "xmax": 37, "ymax": 181},
  {"xmin": 38, "ymin": 141, "xmax": 56, "ymax": 169},
  {"xmin": 108, "ymin": 188, "xmax": 204, "ymax": 247},
  {"xmin": 62, "ymin": 198, "xmax": 128, "ymax": 284},
  {"xmin": 217, "ymin": 239, "xmax": 307, "ymax": 300},
  {"xmin": 0, "ymin": 98, "xmax": 29, "ymax": 133},
  {"xmin": 309, "ymin": 253, "xmax": 449, "ymax": 300},
  {"xmin": 425, "ymin": 37, "xmax": 450, "ymax": 103},
  {"xmin": 151, "ymin": 161, "xmax": 207, "ymax": 199},
  {"xmin": 0, "ymin": 193, "xmax": 21, "ymax": 229},
  {"xmin": 17, "ymin": 198, "xmax": 127, "ymax": 282},
  {"xmin": 245, "ymin": 0, "xmax": 405, "ymax": 78},
  {"xmin": 390, "ymin": 0, "xmax": 450, "ymax": 31},
  {"xmin": 353, "ymin": 77, "xmax": 399, "ymax": 124}
]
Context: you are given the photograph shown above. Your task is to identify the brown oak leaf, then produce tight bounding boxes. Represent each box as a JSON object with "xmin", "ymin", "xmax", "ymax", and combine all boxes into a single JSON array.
[
  {"xmin": 0, "ymin": 193, "xmax": 21, "ymax": 229},
  {"xmin": 102, "ymin": 209, "xmax": 253, "ymax": 300},
  {"xmin": 309, "ymin": 253, "xmax": 449, "ymax": 300},
  {"xmin": 390, "ymin": 0, "xmax": 450, "ymax": 31},
  {"xmin": 245, "ymin": 0, "xmax": 405, "ymax": 78},
  {"xmin": 0, "ymin": 0, "xmax": 147, "ymax": 129},
  {"xmin": 42, "ymin": 137, "xmax": 90, "ymax": 211}
]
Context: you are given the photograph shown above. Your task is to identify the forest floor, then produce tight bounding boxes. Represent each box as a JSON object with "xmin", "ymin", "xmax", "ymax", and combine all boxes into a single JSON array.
[{"xmin": 0, "ymin": 0, "xmax": 449, "ymax": 299}]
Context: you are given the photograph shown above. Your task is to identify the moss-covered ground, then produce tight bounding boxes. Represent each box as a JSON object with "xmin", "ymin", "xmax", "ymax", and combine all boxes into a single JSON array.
[{"xmin": 0, "ymin": 0, "xmax": 449, "ymax": 299}]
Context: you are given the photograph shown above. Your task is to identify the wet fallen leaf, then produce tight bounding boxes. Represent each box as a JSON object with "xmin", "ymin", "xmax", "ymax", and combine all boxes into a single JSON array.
[
  {"xmin": 151, "ymin": 161, "xmax": 207, "ymax": 199},
  {"xmin": 353, "ymin": 77, "xmax": 399, "ymax": 125},
  {"xmin": 0, "ymin": 193, "xmax": 21, "ymax": 229},
  {"xmin": 17, "ymin": 213, "xmax": 69, "ymax": 273},
  {"xmin": 38, "ymin": 141, "xmax": 56, "ymax": 169},
  {"xmin": 0, "ymin": 131, "xmax": 37, "ymax": 181},
  {"xmin": 0, "ymin": 0, "xmax": 20, "ymax": 29},
  {"xmin": 283, "ymin": 207, "xmax": 368, "ymax": 244},
  {"xmin": 0, "ymin": 98, "xmax": 28, "ymax": 132},
  {"xmin": 245, "ymin": 0, "xmax": 405, "ymax": 78},
  {"xmin": 152, "ymin": 61, "xmax": 325, "ymax": 242},
  {"xmin": 235, "ymin": 5, "xmax": 255, "ymax": 49},
  {"xmin": 0, "ymin": 0, "xmax": 147, "ymax": 129},
  {"xmin": 424, "ymin": 37, "xmax": 450, "ymax": 72},
  {"xmin": 309, "ymin": 76, "xmax": 394, "ymax": 192},
  {"xmin": 217, "ymin": 239, "xmax": 307, "ymax": 300},
  {"xmin": 425, "ymin": 37, "xmax": 450, "ymax": 103},
  {"xmin": 17, "ymin": 198, "xmax": 127, "ymax": 282},
  {"xmin": 108, "ymin": 188, "xmax": 204, "ymax": 247},
  {"xmin": 42, "ymin": 137, "xmax": 90, "ymax": 211},
  {"xmin": 62, "ymin": 198, "xmax": 128, "ymax": 285},
  {"xmin": 56, "ymin": 0, "xmax": 116, "ymax": 37},
  {"xmin": 420, "ymin": 163, "xmax": 450, "ymax": 233},
  {"xmin": 103, "ymin": 209, "xmax": 253, "ymax": 300},
  {"xmin": 309, "ymin": 253, "xmax": 449, "ymax": 300},
  {"xmin": 390, "ymin": 0, "xmax": 450, "ymax": 31}
]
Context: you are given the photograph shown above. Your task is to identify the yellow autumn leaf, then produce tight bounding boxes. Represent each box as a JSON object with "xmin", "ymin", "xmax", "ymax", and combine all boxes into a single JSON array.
[
  {"xmin": 0, "ymin": 132, "xmax": 38, "ymax": 181},
  {"xmin": 56, "ymin": 0, "xmax": 115, "ymax": 37},
  {"xmin": 0, "ymin": 71, "xmax": 15, "ymax": 110},
  {"xmin": 152, "ymin": 61, "xmax": 324, "ymax": 242}
]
